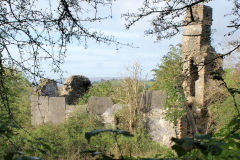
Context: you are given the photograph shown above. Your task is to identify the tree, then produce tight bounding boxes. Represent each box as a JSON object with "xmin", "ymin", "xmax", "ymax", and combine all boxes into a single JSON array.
[
  {"xmin": 114, "ymin": 63, "xmax": 146, "ymax": 133},
  {"xmin": 151, "ymin": 44, "xmax": 186, "ymax": 124},
  {"xmin": 0, "ymin": 0, "xmax": 124, "ymax": 156},
  {"xmin": 0, "ymin": 0, "xmax": 122, "ymax": 79},
  {"xmin": 0, "ymin": 69, "xmax": 32, "ymax": 158}
]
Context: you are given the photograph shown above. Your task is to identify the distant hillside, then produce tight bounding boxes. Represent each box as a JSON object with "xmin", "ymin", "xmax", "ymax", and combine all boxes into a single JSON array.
[{"xmin": 89, "ymin": 77, "xmax": 120, "ymax": 83}]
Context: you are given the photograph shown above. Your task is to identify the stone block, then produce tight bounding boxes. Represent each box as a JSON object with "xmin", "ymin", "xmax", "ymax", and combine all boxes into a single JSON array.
[
  {"xmin": 183, "ymin": 25, "xmax": 203, "ymax": 36},
  {"xmin": 147, "ymin": 108, "xmax": 176, "ymax": 147},
  {"xmin": 36, "ymin": 79, "xmax": 59, "ymax": 97},
  {"xmin": 60, "ymin": 75, "xmax": 91, "ymax": 105},
  {"xmin": 141, "ymin": 90, "xmax": 152, "ymax": 112},
  {"xmin": 141, "ymin": 90, "xmax": 166, "ymax": 112},
  {"xmin": 182, "ymin": 36, "xmax": 201, "ymax": 52},
  {"xmin": 87, "ymin": 96, "xmax": 114, "ymax": 115},
  {"xmin": 151, "ymin": 90, "xmax": 166, "ymax": 108},
  {"xmin": 46, "ymin": 97, "xmax": 66, "ymax": 124},
  {"xmin": 184, "ymin": 5, "xmax": 212, "ymax": 25},
  {"xmin": 31, "ymin": 96, "xmax": 49, "ymax": 125}
]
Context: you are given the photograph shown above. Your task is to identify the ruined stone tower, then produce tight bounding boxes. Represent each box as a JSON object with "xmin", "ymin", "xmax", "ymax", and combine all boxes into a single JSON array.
[{"xmin": 180, "ymin": 5, "xmax": 223, "ymax": 136}]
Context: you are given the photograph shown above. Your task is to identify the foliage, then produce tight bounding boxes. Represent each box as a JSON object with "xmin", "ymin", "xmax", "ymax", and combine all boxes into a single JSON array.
[
  {"xmin": 78, "ymin": 81, "xmax": 115, "ymax": 104},
  {"xmin": 4, "ymin": 151, "xmax": 43, "ymax": 160},
  {"xmin": 4, "ymin": 70, "xmax": 32, "ymax": 126},
  {"xmin": 171, "ymin": 115, "xmax": 240, "ymax": 159},
  {"xmin": 151, "ymin": 44, "xmax": 186, "ymax": 124},
  {"xmin": 85, "ymin": 129, "xmax": 134, "ymax": 143},
  {"xmin": 6, "ymin": 108, "xmax": 174, "ymax": 160},
  {"xmin": 0, "ymin": 1, "xmax": 124, "ymax": 157},
  {"xmin": 0, "ymin": 69, "xmax": 32, "ymax": 159},
  {"xmin": 85, "ymin": 128, "xmax": 175, "ymax": 159},
  {"xmin": 208, "ymin": 64, "xmax": 240, "ymax": 132},
  {"xmin": 113, "ymin": 63, "xmax": 146, "ymax": 133},
  {"xmin": 171, "ymin": 64, "xmax": 240, "ymax": 160},
  {"xmin": 209, "ymin": 96, "xmax": 239, "ymax": 132},
  {"xmin": 224, "ymin": 65, "xmax": 240, "ymax": 90},
  {"xmin": 85, "ymin": 129, "xmax": 134, "ymax": 159},
  {"xmin": 8, "ymin": 110, "xmax": 104, "ymax": 160}
]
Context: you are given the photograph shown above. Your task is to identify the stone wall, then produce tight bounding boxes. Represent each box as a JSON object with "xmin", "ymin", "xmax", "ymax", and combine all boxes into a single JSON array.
[
  {"xmin": 35, "ymin": 79, "xmax": 59, "ymax": 97},
  {"xmin": 96, "ymin": 90, "xmax": 177, "ymax": 147},
  {"xmin": 181, "ymin": 5, "xmax": 224, "ymax": 137},
  {"xmin": 147, "ymin": 108, "xmax": 176, "ymax": 147},
  {"xmin": 143, "ymin": 91, "xmax": 176, "ymax": 147},
  {"xmin": 31, "ymin": 90, "xmax": 176, "ymax": 147},
  {"xmin": 31, "ymin": 95, "xmax": 85, "ymax": 125},
  {"xmin": 86, "ymin": 96, "xmax": 114, "ymax": 115},
  {"xmin": 31, "ymin": 96, "xmax": 65, "ymax": 125},
  {"xmin": 60, "ymin": 75, "xmax": 91, "ymax": 105}
]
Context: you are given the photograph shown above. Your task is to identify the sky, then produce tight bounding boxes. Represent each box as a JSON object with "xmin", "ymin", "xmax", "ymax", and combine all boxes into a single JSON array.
[{"xmin": 47, "ymin": 0, "xmax": 235, "ymax": 80}]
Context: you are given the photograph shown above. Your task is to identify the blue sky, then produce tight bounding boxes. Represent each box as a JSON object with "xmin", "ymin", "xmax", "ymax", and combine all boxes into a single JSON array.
[{"xmin": 49, "ymin": 0, "xmax": 235, "ymax": 80}]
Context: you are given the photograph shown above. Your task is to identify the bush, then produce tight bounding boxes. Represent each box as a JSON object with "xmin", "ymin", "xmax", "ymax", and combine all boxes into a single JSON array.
[
  {"xmin": 7, "ymin": 110, "xmax": 103, "ymax": 160},
  {"xmin": 86, "ymin": 129, "xmax": 175, "ymax": 159}
]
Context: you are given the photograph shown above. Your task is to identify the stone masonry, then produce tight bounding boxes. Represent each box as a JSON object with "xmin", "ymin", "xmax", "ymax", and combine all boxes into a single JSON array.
[
  {"xmin": 36, "ymin": 79, "xmax": 59, "ymax": 97},
  {"xmin": 87, "ymin": 96, "xmax": 114, "ymax": 115},
  {"xmin": 31, "ymin": 96, "xmax": 65, "ymax": 125},
  {"xmin": 60, "ymin": 75, "xmax": 91, "ymax": 105},
  {"xmin": 31, "ymin": 96, "xmax": 85, "ymax": 125},
  {"xmin": 181, "ymin": 5, "xmax": 223, "ymax": 137},
  {"xmin": 99, "ymin": 91, "xmax": 176, "ymax": 147}
]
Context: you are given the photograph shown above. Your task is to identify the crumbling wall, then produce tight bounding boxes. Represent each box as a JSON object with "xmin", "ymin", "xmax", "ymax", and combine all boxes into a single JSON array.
[
  {"xmin": 31, "ymin": 96, "xmax": 65, "ymax": 125},
  {"xmin": 35, "ymin": 79, "xmax": 59, "ymax": 97},
  {"xmin": 31, "ymin": 89, "xmax": 178, "ymax": 147},
  {"xmin": 144, "ymin": 91, "xmax": 176, "ymax": 147},
  {"xmin": 181, "ymin": 5, "xmax": 224, "ymax": 137},
  {"xmin": 31, "ymin": 95, "xmax": 86, "ymax": 125},
  {"xmin": 86, "ymin": 96, "xmax": 114, "ymax": 115},
  {"xmin": 60, "ymin": 75, "xmax": 91, "ymax": 105},
  {"xmin": 148, "ymin": 108, "xmax": 176, "ymax": 147},
  {"xmin": 99, "ymin": 90, "xmax": 177, "ymax": 147}
]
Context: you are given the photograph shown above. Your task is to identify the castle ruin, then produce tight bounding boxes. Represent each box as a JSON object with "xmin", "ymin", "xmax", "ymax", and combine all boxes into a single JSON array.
[
  {"xmin": 180, "ymin": 5, "xmax": 223, "ymax": 137},
  {"xmin": 30, "ymin": 5, "xmax": 224, "ymax": 147}
]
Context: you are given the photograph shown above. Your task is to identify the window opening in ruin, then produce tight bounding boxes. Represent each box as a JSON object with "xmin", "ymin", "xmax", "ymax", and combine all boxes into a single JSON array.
[
  {"xmin": 187, "ymin": 119, "xmax": 191, "ymax": 135},
  {"xmin": 190, "ymin": 59, "xmax": 199, "ymax": 96}
]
